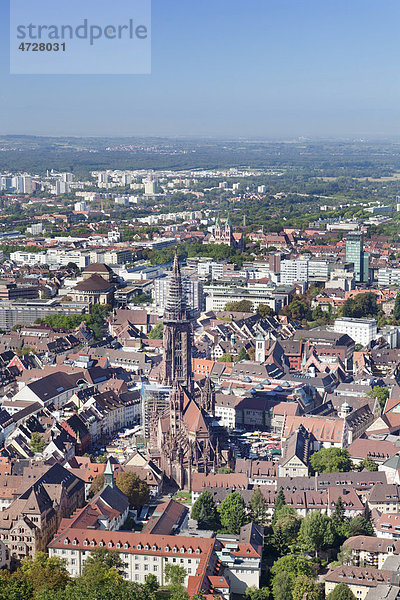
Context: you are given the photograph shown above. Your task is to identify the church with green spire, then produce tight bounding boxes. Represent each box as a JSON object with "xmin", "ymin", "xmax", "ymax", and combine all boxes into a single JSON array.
[{"xmin": 209, "ymin": 215, "xmax": 244, "ymax": 250}]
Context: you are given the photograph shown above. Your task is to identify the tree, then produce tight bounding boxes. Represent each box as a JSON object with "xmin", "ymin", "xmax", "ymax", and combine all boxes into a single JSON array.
[
  {"xmin": 327, "ymin": 583, "xmax": 356, "ymax": 600},
  {"xmin": 249, "ymin": 488, "xmax": 268, "ymax": 525},
  {"xmin": 342, "ymin": 293, "xmax": 378, "ymax": 319},
  {"xmin": 245, "ymin": 586, "xmax": 270, "ymax": 600},
  {"xmin": 272, "ymin": 489, "xmax": 286, "ymax": 524},
  {"xmin": 20, "ymin": 552, "xmax": 70, "ymax": 594},
  {"xmin": 82, "ymin": 548, "xmax": 126, "ymax": 577},
  {"xmin": 359, "ymin": 457, "xmax": 378, "ymax": 471},
  {"xmin": 236, "ymin": 347, "xmax": 250, "ymax": 362},
  {"xmin": 89, "ymin": 473, "xmax": 105, "ymax": 496},
  {"xmin": 292, "ymin": 575, "xmax": 322, "ymax": 600},
  {"xmin": 311, "ymin": 305, "xmax": 324, "ymax": 321},
  {"xmin": 273, "ymin": 505, "xmax": 301, "ymax": 551},
  {"xmin": 310, "ymin": 447, "xmax": 353, "ymax": 474},
  {"xmin": 258, "ymin": 304, "xmax": 275, "ymax": 318},
  {"xmin": 367, "ymin": 385, "xmax": 389, "ymax": 411},
  {"xmin": 148, "ymin": 322, "xmax": 163, "ymax": 339},
  {"xmin": 218, "ymin": 353, "xmax": 233, "ymax": 363},
  {"xmin": 334, "ymin": 545, "xmax": 354, "ymax": 566},
  {"xmin": 347, "ymin": 515, "xmax": 374, "ymax": 537},
  {"xmin": 116, "ymin": 472, "xmax": 150, "ymax": 509},
  {"xmin": 272, "ymin": 571, "xmax": 293, "ymax": 600},
  {"xmin": 271, "ymin": 555, "xmax": 315, "ymax": 600},
  {"xmin": 298, "ymin": 512, "xmax": 336, "ymax": 557},
  {"xmin": 30, "ymin": 432, "xmax": 46, "ymax": 453},
  {"xmin": 225, "ymin": 300, "xmax": 253, "ymax": 313},
  {"xmin": 164, "ymin": 563, "xmax": 186, "ymax": 589},
  {"xmin": 191, "ymin": 491, "xmax": 220, "ymax": 530},
  {"xmin": 332, "ymin": 497, "xmax": 345, "ymax": 526},
  {"xmin": 144, "ymin": 574, "xmax": 159, "ymax": 594},
  {"xmin": 218, "ymin": 491, "xmax": 246, "ymax": 534}
]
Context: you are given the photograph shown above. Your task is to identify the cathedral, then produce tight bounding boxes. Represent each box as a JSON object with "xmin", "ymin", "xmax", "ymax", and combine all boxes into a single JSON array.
[
  {"xmin": 150, "ymin": 253, "xmax": 228, "ymax": 488},
  {"xmin": 208, "ymin": 215, "xmax": 244, "ymax": 250}
]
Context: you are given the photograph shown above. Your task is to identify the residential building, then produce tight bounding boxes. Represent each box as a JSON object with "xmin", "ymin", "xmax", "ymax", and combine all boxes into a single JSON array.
[{"xmin": 334, "ymin": 318, "xmax": 377, "ymax": 347}]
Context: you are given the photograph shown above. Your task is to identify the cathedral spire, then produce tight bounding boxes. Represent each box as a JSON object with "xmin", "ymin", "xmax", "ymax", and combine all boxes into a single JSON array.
[
  {"xmin": 162, "ymin": 251, "xmax": 193, "ymax": 390},
  {"xmin": 164, "ymin": 252, "xmax": 186, "ymax": 321}
]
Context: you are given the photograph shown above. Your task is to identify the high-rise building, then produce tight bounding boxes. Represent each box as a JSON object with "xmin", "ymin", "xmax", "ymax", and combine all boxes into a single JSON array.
[
  {"xmin": 345, "ymin": 232, "xmax": 369, "ymax": 283},
  {"xmin": 153, "ymin": 276, "xmax": 203, "ymax": 312},
  {"xmin": 144, "ymin": 177, "xmax": 158, "ymax": 195},
  {"xmin": 280, "ymin": 258, "xmax": 309, "ymax": 285}
]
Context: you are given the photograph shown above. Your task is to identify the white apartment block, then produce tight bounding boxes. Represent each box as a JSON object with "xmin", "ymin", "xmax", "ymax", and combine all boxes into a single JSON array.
[
  {"xmin": 378, "ymin": 268, "xmax": 400, "ymax": 287},
  {"xmin": 48, "ymin": 531, "xmax": 215, "ymax": 584},
  {"xmin": 205, "ymin": 285, "xmax": 278, "ymax": 312},
  {"xmin": 308, "ymin": 260, "xmax": 330, "ymax": 282},
  {"xmin": 333, "ymin": 317, "xmax": 377, "ymax": 347},
  {"xmin": 280, "ymin": 259, "xmax": 309, "ymax": 285},
  {"xmin": 10, "ymin": 251, "xmax": 47, "ymax": 266}
]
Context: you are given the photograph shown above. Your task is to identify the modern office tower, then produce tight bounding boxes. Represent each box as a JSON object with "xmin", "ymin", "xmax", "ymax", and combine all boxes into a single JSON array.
[
  {"xmin": 144, "ymin": 177, "xmax": 158, "ymax": 195},
  {"xmin": 27, "ymin": 223, "xmax": 44, "ymax": 235},
  {"xmin": 345, "ymin": 231, "xmax": 369, "ymax": 283},
  {"xmin": 12, "ymin": 176, "xmax": 31, "ymax": 194}
]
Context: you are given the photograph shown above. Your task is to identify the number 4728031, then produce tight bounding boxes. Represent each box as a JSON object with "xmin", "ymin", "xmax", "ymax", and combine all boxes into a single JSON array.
[{"xmin": 18, "ymin": 42, "xmax": 66, "ymax": 51}]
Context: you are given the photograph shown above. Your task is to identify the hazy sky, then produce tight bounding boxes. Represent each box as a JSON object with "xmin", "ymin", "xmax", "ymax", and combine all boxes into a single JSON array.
[{"xmin": 1, "ymin": 0, "xmax": 400, "ymax": 138}]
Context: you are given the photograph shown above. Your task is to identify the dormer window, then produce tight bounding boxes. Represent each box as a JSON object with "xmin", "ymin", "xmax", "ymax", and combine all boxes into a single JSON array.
[
  {"xmin": 173, "ymin": 547, "xmax": 177, "ymax": 553},
  {"xmin": 116, "ymin": 543, "xmax": 121, "ymax": 549},
  {"xmin": 152, "ymin": 545, "xmax": 156, "ymax": 551},
  {"xmin": 188, "ymin": 548, "xmax": 193, "ymax": 554},
  {"xmin": 73, "ymin": 539, "xmax": 77, "ymax": 546},
  {"xmin": 108, "ymin": 542, "xmax": 113, "ymax": 548},
  {"xmin": 137, "ymin": 544, "xmax": 142, "ymax": 550},
  {"xmin": 90, "ymin": 541, "xmax": 95, "ymax": 546},
  {"xmin": 99, "ymin": 541, "xmax": 104, "ymax": 547},
  {"xmin": 64, "ymin": 538, "xmax": 69, "ymax": 545},
  {"xmin": 145, "ymin": 545, "xmax": 149, "ymax": 551},
  {"xmin": 196, "ymin": 549, "xmax": 200, "ymax": 554},
  {"xmin": 180, "ymin": 547, "xmax": 185, "ymax": 553},
  {"xmin": 84, "ymin": 541, "xmax": 88, "ymax": 547},
  {"xmin": 124, "ymin": 543, "xmax": 129, "ymax": 549},
  {"xmin": 165, "ymin": 546, "xmax": 170, "ymax": 552}
]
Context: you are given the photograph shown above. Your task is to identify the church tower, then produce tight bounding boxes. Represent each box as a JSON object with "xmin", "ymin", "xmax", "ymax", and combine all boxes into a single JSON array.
[
  {"xmin": 104, "ymin": 459, "xmax": 115, "ymax": 489},
  {"xmin": 162, "ymin": 253, "xmax": 193, "ymax": 391}
]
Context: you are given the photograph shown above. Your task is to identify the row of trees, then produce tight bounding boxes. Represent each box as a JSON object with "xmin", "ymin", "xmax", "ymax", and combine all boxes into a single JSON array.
[
  {"xmin": 36, "ymin": 304, "xmax": 111, "ymax": 342},
  {"xmin": 0, "ymin": 549, "xmax": 209, "ymax": 600},
  {"xmin": 309, "ymin": 447, "xmax": 378, "ymax": 474}
]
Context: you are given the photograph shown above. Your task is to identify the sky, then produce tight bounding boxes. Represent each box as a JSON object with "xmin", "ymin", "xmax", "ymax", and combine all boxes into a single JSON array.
[{"xmin": 1, "ymin": 0, "xmax": 400, "ymax": 138}]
